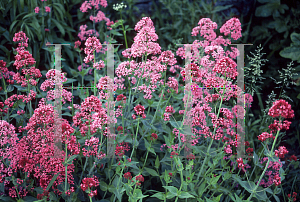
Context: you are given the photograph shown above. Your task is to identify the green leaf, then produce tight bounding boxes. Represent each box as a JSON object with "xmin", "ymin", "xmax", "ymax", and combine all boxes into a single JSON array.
[
  {"xmin": 169, "ymin": 120, "xmax": 181, "ymax": 129},
  {"xmin": 166, "ymin": 191, "xmax": 176, "ymax": 199},
  {"xmin": 99, "ymin": 181, "xmax": 108, "ymax": 192},
  {"xmin": 211, "ymin": 5, "xmax": 233, "ymax": 13},
  {"xmin": 46, "ymin": 172, "xmax": 60, "ymax": 191},
  {"xmin": 210, "ymin": 174, "xmax": 221, "ymax": 185},
  {"xmin": 6, "ymin": 85, "xmax": 14, "ymax": 92},
  {"xmin": 51, "ymin": 18, "xmax": 65, "ymax": 37},
  {"xmin": 291, "ymin": 32, "xmax": 300, "ymax": 45},
  {"xmin": 151, "ymin": 192, "xmax": 165, "ymax": 200},
  {"xmin": 163, "ymin": 186, "xmax": 178, "ymax": 195},
  {"xmin": 9, "ymin": 20, "xmax": 19, "ymax": 33},
  {"xmin": 110, "ymin": 29, "xmax": 123, "ymax": 36},
  {"xmin": 63, "ymin": 44, "xmax": 74, "ymax": 67},
  {"xmin": 222, "ymin": 171, "xmax": 231, "ymax": 181},
  {"xmin": 178, "ymin": 191, "xmax": 195, "ymax": 199},
  {"xmin": 198, "ymin": 181, "xmax": 206, "ymax": 197},
  {"xmin": 22, "ymin": 12, "xmax": 36, "ymax": 20},
  {"xmin": 144, "ymin": 167, "xmax": 159, "ymax": 177},
  {"xmin": 65, "ymin": 154, "xmax": 78, "ymax": 165},
  {"xmin": 154, "ymin": 155, "xmax": 160, "ymax": 169},
  {"xmin": 279, "ymin": 45, "xmax": 300, "ymax": 62},
  {"xmin": 132, "ymin": 189, "xmax": 148, "ymax": 199},
  {"xmin": 70, "ymin": 69, "xmax": 79, "ymax": 77},
  {"xmin": 255, "ymin": 1, "xmax": 280, "ymax": 17},
  {"xmin": 232, "ymin": 176, "xmax": 268, "ymax": 201},
  {"xmin": 53, "ymin": 3, "xmax": 65, "ymax": 22}
]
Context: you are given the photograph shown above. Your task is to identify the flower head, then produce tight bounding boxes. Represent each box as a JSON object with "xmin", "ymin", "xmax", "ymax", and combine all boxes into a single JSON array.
[
  {"xmin": 268, "ymin": 99, "xmax": 294, "ymax": 119},
  {"xmin": 45, "ymin": 6, "xmax": 51, "ymax": 12},
  {"xmin": 34, "ymin": 7, "xmax": 40, "ymax": 13}
]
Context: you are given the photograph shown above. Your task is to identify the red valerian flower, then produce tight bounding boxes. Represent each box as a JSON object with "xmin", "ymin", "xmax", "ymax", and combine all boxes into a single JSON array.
[
  {"xmin": 268, "ymin": 99, "xmax": 294, "ymax": 119},
  {"xmin": 124, "ymin": 172, "xmax": 132, "ymax": 180},
  {"xmin": 80, "ymin": 176, "xmax": 99, "ymax": 194},
  {"xmin": 135, "ymin": 174, "xmax": 144, "ymax": 186},
  {"xmin": 150, "ymin": 133, "xmax": 158, "ymax": 141},
  {"xmin": 134, "ymin": 104, "xmax": 145, "ymax": 116}
]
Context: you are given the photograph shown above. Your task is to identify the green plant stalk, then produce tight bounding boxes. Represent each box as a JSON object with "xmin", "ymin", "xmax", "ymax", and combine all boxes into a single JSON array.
[
  {"xmin": 174, "ymin": 168, "xmax": 184, "ymax": 202},
  {"xmin": 130, "ymin": 118, "xmax": 140, "ymax": 160},
  {"xmin": 123, "ymin": 78, "xmax": 132, "ymax": 136},
  {"xmin": 113, "ymin": 163, "xmax": 126, "ymax": 202},
  {"xmin": 120, "ymin": 12, "xmax": 128, "ymax": 49},
  {"xmin": 131, "ymin": 183, "xmax": 138, "ymax": 200},
  {"xmin": 140, "ymin": 140, "xmax": 153, "ymax": 172},
  {"xmin": 247, "ymin": 116, "xmax": 282, "ymax": 201}
]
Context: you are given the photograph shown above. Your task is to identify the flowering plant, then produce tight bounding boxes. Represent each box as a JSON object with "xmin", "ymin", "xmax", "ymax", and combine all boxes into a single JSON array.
[{"xmin": 0, "ymin": 1, "xmax": 299, "ymax": 202}]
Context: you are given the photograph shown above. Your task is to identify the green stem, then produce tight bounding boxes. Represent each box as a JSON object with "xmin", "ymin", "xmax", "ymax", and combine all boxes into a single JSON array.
[
  {"xmin": 130, "ymin": 118, "xmax": 140, "ymax": 160},
  {"xmin": 113, "ymin": 165, "xmax": 125, "ymax": 202},
  {"xmin": 247, "ymin": 117, "xmax": 282, "ymax": 201},
  {"xmin": 120, "ymin": 13, "xmax": 128, "ymax": 49},
  {"xmin": 140, "ymin": 140, "xmax": 153, "ymax": 172},
  {"xmin": 174, "ymin": 169, "xmax": 184, "ymax": 202}
]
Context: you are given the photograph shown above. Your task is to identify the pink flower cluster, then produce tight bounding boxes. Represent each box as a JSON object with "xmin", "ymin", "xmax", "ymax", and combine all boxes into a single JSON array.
[
  {"xmin": 128, "ymin": 17, "xmax": 161, "ymax": 58},
  {"xmin": 72, "ymin": 95, "xmax": 108, "ymax": 136},
  {"xmin": 34, "ymin": 7, "xmax": 40, "ymax": 13},
  {"xmin": 274, "ymin": 146, "xmax": 289, "ymax": 159},
  {"xmin": 82, "ymin": 137, "xmax": 106, "ymax": 159},
  {"xmin": 115, "ymin": 142, "xmax": 130, "ymax": 160},
  {"xmin": 45, "ymin": 6, "xmax": 51, "ymax": 12},
  {"xmin": 133, "ymin": 104, "xmax": 146, "ymax": 119},
  {"xmin": 80, "ymin": 176, "xmax": 99, "ymax": 197},
  {"xmin": 12, "ymin": 31, "xmax": 41, "ymax": 87},
  {"xmin": 163, "ymin": 105, "xmax": 175, "ymax": 121},
  {"xmin": 124, "ymin": 172, "xmax": 132, "ymax": 180},
  {"xmin": 78, "ymin": 25, "xmax": 100, "ymax": 41},
  {"xmin": 0, "ymin": 120, "xmax": 19, "ymax": 181},
  {"xmin": 80, "ymin": 0, "xmax": 107, "ymax": 12},
  {"xmin": 257, "ymin": 157, "xmax": 283, "ymax": 187},
  {"xmin": 268, "ymin": 99, "xmax": 294, "ymax": 119},
  {"xmin": 40, "ymin": 69, "xmax": 73, "ymax": 105},
  {"xmin": 258, "ymin": 132, "xmax": 275, "ymax": 142},
  {"xmin": 3, "ymin": 99, "xmax": 80, "ymax": 195},
  {"xmin": 135, "ymin": 174, "xmax": 144, "ymax": 186},
  {"xmin": 83, "ymin": 36, "xmax": 103, "ymax": 63},
  {"xmin": 268, "ymin": 119, "xmax": 292, "ymax": 134},
  {"xmin": 219, "ymin": 17, "xmax": 242, "ymax": 40},
  {"xmin": 213, "ymin": 56, "xmax": 238, "ymax": 80}
]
